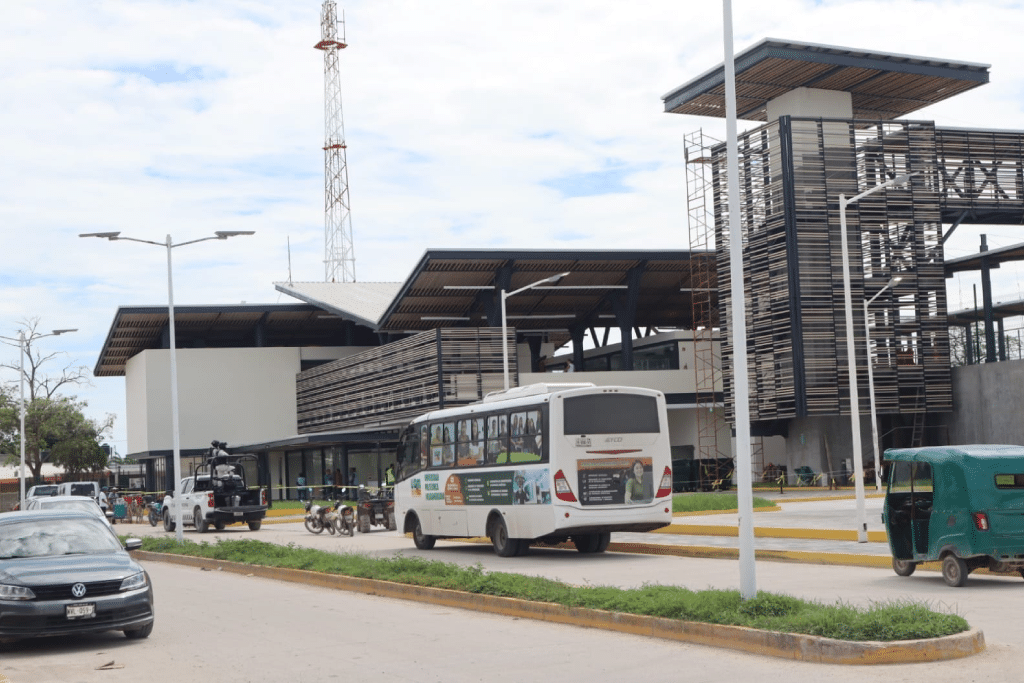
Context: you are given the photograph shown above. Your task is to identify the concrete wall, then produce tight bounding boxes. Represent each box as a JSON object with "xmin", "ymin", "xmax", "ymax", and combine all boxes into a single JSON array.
[
  {"xmin": 941, "ymin": 359, "xmax": 1024, "ymax": 445},
  {"xmin": 125, "ymin": 347, "xmax": 355, "ymax": 456}
]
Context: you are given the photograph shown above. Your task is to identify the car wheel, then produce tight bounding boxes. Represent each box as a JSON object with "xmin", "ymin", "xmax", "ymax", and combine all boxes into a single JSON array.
[
  {"xmin": 163, "ymin": 508, "xmax": 175, "ymax": 532},
  {"xmin": 892, "ymin": 557, "xmax": 917, "ymax": 577},
  {"xmin": 411, "ymin": 516, "xmax": 435, "ymax": 550},
  {"xmin": 942, "ymin": 554, "xmax": 969, "ymax": 587},
  {"xmin": 123, "ymin": 621, "xmax": 154, "ymax": 640},
  {"xmin": 194, "ymin": 507, "xmax": 208, "ymax": 533},
  {"xmin": 247, "ymin": 520, "xmax": 262, "ymax": 531},
  {"xmin": 490, "ymin": 517, "xmax": 520, "ymax": 557}
]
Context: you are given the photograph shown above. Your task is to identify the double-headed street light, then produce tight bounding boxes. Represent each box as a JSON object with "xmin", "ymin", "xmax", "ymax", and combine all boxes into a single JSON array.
[
  {"xmin": 0, "ymin": 328, "xmax": 77, "ymax": 507},
  {"xmin": 501, "ymin": 272, "xmax": 569, "ymax": 391},
  {"xmin": 865, "ymin": 275, "xmax": 903, "ymax": 494},
  {"xmin": 839, "ymin": 173, "xmax": 917, "ymax": 542},
  {"xmin": 80, "ymin": 230, "xmax": 254, "ymax": 542}
]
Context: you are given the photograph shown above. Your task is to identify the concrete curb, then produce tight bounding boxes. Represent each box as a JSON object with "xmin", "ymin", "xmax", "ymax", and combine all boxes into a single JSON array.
[
  {"xmin": 135, "ymin": 550, "xmax": 984, "ymax": 664},
  {"xmin": 657, "ymin": 523, "xmax": 889, "ymax": 543}
]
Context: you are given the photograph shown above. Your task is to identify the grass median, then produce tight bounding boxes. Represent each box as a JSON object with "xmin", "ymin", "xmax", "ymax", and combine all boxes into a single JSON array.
[
  {"xmin": 673, "ymin": 492, "xmax": 777, "ymax": 513},
  {"xmin": 136, "ymin": 536, "xmax": 967, "ymax": 642}
]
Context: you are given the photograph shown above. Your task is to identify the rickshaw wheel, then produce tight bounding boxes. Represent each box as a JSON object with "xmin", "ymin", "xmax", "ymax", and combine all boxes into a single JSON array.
[
  {"xmin": 892, "ymin": 558, "xmax": 916, "ymax": 577},
  {"xmin": 942, "ymin": 554, "xmax": 968, "ymax": 587}
]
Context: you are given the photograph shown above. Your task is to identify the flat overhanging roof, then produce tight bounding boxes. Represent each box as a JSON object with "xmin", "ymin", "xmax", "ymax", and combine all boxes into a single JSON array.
[
  {"xmin": 93, "ymin": 303, "xmax": 360, "ymax": 377},
  {"xmin": 663, "ymin": 38, "xmax": 990, "ymax": 121},
  {"xmin": 944, "ymin": 241, "xmax": 1024, "ymax": 276},
  {"xmin": 376, "ymin": 248, "xmax": 718, "ymax": 336},
  {"xmin": 947, "ymin": 298, "xmax": 1024, "ymax": 325}
]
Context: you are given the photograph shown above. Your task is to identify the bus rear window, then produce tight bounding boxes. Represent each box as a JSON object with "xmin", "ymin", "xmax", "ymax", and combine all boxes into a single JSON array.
[
  {"xmin": 563, "ymin": 394, "xmax": 660, "ymax": 435},
  {"xmin": 995, "ymin": 474, "xmax": 1024, "ymax": 489}
]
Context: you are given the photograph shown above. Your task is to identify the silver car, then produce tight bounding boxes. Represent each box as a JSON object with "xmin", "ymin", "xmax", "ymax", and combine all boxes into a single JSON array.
[
  {"xmin": 23, "ymin": 495, "xmax": 111, "ymax": 524},
  {"xmin": 0, "ymin": 509, "xmax": 155, "ymax": 643}
]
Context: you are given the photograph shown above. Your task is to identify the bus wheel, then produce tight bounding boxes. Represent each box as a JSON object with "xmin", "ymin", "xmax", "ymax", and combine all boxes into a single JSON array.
[
  {"xmin": 490, "ymin": 517, "xmax": 520, "ymax": 557},
  {"xmin": 573, "ymin": 533, "xmax": 601, "ymax": 553},
  {"xmin": 595, "ymin": 532, "xmax": 611, "ymax": 553},
  {"xmin": 412, "ymin": 516, "xmax": 436, "ymax": 550},
  {"xmin": 892, "ymin": 557, "xmax": 916, "ymax": 576}
]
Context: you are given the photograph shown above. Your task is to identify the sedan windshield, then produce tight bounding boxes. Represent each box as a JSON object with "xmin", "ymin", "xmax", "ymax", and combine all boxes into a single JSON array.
[
  {"xmin": 35, "ymin": 500, "xmax": 99, "ymax": 514},
  {"xmin": 0, "ymin": 518, "xmax": 122, "ymax": 559}
]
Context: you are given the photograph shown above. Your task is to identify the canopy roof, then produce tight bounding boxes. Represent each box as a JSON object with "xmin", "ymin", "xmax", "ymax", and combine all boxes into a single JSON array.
[{"xmin": 663, "ymin": 38, "xmax": 990, "ymax": 122}]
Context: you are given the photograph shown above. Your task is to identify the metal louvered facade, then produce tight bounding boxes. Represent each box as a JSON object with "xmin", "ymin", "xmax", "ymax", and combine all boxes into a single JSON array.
[
  {"xmin": 713, "ymin": 116, "xmax": 952, "ymax": 424},
  {"xmin": 296, "ymin": 328, "xmax": 513, "ymax": 433}
]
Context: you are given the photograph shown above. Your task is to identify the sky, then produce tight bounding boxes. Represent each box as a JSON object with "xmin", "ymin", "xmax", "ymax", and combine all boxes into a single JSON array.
[{"xmin": 2, "ymin": 0, "xmax": 1023, "ymax": 457}]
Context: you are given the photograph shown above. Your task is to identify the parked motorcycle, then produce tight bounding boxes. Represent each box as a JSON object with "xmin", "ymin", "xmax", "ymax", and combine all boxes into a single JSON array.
[
  {"xmin": 304, "ymin": 499, "xmax": 335, "ymax": 535},
  {"xmin": 146, "ymin": 496, "xmax": 163, "ymax": 527},
  {"xmin": 328, "ymin": 501, "xmax": 355, "ymax": 536}
]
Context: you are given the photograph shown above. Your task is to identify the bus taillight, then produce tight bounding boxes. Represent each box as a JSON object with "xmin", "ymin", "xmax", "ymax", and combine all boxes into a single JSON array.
[
  {"xmin": 655, "ymin": 466, "xmax": 673, "ymax": 498},
  {"xmin": 553, "ymin": 470, "xmax": 577, "ymax": 503}
]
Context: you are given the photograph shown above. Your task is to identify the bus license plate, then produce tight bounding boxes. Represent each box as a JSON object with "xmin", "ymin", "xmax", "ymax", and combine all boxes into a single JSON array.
[{"xmin": 66, "ymin": 603, "xmax": 96, "ymax": 620}]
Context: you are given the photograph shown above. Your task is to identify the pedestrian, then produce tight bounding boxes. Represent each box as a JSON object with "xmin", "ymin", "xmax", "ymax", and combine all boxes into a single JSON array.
[{"xmin": 296, "ymin": 471, "xmax": 307, "ymax": 501}]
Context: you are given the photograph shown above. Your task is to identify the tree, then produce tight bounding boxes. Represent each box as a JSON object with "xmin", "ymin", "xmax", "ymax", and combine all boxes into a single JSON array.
[{"xmin": 0, "ymin": 319, "xmax": 112, "ymax": 480}]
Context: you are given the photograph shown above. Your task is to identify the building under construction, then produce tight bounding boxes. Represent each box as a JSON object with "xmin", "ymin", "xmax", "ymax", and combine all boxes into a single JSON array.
[{"xmin": 666, "ymin": 39, "xmax": 1024, "ymax": 470}]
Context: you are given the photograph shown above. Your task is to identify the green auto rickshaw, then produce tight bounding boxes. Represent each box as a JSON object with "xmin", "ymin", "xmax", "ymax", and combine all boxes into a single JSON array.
[{"xmin": 883, "ymin": 444, "xmax": 1024, "ymax": 587}]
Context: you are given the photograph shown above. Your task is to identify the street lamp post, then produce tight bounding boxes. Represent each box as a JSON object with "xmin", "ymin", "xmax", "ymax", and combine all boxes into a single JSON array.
[
  {"xmin": 80, "ymin": 231, "xmax": 254, "ymax": 542},
  {"xmin": 0, "ymin": 328, "xmax": 77, "ymax": 508},
  {"xmin": 865, "ymin": 276, "xmax": 902, "ymax": 494},
  {"xmin": 839, "ymin": 173, "xmax": 917, "ymax": 543},
  {"xmin": 500, "ymin": 272, "xmax": 569, "ymax": 391}
]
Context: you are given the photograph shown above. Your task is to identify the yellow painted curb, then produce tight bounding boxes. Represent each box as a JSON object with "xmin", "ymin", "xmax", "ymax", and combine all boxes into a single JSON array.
[
  {"xmin": 657, "ymin": 524, "xmax": 889, "ymax": 543},
  {"xmin": 134, "ymin": 551, "xmax": 984, "ymax": 664}
]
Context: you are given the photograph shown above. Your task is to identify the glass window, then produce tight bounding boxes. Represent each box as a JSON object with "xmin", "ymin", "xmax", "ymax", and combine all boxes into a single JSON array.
[
  {"xmin": 912, "ymin": 462, "xmax": 933, "ymax": 492},
  {"xmin": 563, "ymin": 394, "xmax": 660, "ymax": 435},
  {"xmin": 0, "ymin": 518, "xmax": 121, "ymax": 559},
  {"xmin": 995, "ymin": 473, "xmax": 1024, "ymax": 489},
  {"xmin": 889, "ymin": 461, "xmax": 912, "ymax": 494},
  {"xmin": 418, "ymin": 425, "xmax": 430, "ymax": 470},
  {"xmin": 456, "ymin": 419, "xmax": 475, "ymax": 467}
]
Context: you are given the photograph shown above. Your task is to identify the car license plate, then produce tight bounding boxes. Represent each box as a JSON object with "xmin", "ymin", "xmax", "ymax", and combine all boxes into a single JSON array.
[
  {"xmin": 66, "ymin": 603, "xmax": 96, "ymax": 620},
  {"xmin": 234, "ymin": 511, "xmax": 242, "ymax": 517}
]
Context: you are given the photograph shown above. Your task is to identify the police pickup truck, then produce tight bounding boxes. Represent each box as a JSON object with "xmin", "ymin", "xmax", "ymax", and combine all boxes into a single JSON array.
[{"xmin": 162, "ymin": 442, "xmax": 268, "ymax": 533}]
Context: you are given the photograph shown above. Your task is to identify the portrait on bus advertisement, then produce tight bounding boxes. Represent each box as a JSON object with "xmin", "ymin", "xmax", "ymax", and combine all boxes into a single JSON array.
[
  {"xmin": 512, "ymin": 468, "xmax": 550, "ymax": 505},
  {"xmin": 577, "ymin": 457, "xmax": 653, "ymax": 506}
]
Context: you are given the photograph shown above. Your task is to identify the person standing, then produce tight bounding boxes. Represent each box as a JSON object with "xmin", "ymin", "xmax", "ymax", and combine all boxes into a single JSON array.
[{"xmin": 296, "ymin": 472, "xmax": 307, "ymax": 501}]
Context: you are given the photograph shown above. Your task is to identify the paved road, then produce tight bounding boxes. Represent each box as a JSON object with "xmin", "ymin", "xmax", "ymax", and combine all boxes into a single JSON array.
[
  {"xmin": 2, "ymin": 559, "xmax": 1019, "ymax": 683},
  {"xmin": 6, "ymin": 495, "xmax": 1021, "ymax": 682}
]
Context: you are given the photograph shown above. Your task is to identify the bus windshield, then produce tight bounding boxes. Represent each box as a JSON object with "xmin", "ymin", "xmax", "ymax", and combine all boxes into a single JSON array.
[{"xmin": 563, "ymin": 394, "xmax": 660, "ymax": 435}]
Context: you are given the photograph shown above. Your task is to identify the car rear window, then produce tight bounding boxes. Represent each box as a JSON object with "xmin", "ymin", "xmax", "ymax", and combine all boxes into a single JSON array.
[{"xmin": 994, "ymin": 474, "xmax": 1024, "ymax": 489}]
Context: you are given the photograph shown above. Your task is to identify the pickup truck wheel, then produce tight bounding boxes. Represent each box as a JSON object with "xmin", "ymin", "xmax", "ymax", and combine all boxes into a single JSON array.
[
  {"xmin": 163, "ymin": 508, "xmax": 175, "ymax": 532},
  {"xmin": 247, "ymin": 520, "xmax": 262, "ymax": 531},
  {"xmin": 193, "ymin": 507, "xmax": 208, "ymax": 533},
  {"xmin": 411, "ymin": 516, "xmax": 435, "ymax": 550},
  {"xmin": 214, "ymin": 521, "xmax": 226, "ymax": 531}
]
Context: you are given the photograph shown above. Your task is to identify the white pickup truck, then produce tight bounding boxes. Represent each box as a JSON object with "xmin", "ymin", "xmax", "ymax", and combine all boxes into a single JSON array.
[{"xmin": 162, "ymin": 448, "xmax": 268, "ymax": 533}]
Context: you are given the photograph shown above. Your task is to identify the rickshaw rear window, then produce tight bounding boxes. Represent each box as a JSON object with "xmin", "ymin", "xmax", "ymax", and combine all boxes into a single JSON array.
[{"xmin": 994, "ymin": 474, "xmax": 1024, "ymax": 488}]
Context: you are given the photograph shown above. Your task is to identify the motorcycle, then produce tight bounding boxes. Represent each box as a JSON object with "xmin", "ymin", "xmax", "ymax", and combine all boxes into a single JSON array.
[
  {"xmin": 304, "ymin": 499, "xmax": 335, "ymax": 535},
  {"xmin": 328, "ymin": 501, "xmax": 355, "ymax": 536},
  {"xmin": 146, "ymin": 496, "xmax": 163, "ymax": 527}
]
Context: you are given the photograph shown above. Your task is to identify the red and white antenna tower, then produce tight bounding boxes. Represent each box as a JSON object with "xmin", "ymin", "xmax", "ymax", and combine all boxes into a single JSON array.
[{"xmin": 315, "ymin": 2, "xmax": 355, "ymax": 283}]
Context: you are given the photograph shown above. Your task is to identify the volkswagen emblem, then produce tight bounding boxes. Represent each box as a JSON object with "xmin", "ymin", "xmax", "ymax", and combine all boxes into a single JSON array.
[{"xmin": 71, "ymin": 583, "xmax": 87, "ymax": 598}]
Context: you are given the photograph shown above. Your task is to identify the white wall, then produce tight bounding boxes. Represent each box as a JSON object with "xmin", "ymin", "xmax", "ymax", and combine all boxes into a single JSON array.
[
  {"xmin": 125, "ymin": 347, "xmax": 350, "ymax": 456},
  {"xmin": 766, "ymin": 87, "xmax": 853, "ymax": 121}
]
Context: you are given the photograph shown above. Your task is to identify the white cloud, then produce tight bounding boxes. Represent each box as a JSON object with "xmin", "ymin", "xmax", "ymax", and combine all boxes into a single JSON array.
[{"xmin": 1, "ymin": 0, "xmax": 1022, "ymax": 452}]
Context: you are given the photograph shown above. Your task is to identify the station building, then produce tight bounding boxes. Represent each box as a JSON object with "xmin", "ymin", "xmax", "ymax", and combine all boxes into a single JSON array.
[{"xmin": 94, "ymin": 39, "xmax": 1024, "ymax": 497}]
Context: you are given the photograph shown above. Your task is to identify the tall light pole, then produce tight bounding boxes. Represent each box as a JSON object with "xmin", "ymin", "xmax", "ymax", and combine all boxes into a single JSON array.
[
  {"xmin": 80, "ymin": 230, "xmax": 254, "ymax": 542},
  {"xmin": 0, "ymin": 328, "xmax": 77, "ymax": 508},
  {"xmin": 865, "ymin": 275, "xmax": 902, "ymax": 494},
  {"xmin": 501, "ymin": 272, "xmax": 569, "ymax": 391},
  {"xmin": 839, "ymin": 172, "xmax": 917, "ymax": 542}
]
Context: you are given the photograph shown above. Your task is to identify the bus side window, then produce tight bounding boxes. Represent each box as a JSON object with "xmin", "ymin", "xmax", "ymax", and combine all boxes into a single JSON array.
[
  {"xmin": 442, "ymin": 421, "xmax": 456, "ymax": 466},
  {"xmin": 419, "ymin": 425, "xmax": 430, "ymax": 470},
  {"xmin": 430, "ymin": 423, "xmax": 444, "ymax": 468}
]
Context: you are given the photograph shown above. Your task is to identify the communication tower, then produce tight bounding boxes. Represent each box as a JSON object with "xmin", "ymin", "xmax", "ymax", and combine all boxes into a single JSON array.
[{"xmin": 315, "ymin": 2, "xmax": 355, "ymax": 282}]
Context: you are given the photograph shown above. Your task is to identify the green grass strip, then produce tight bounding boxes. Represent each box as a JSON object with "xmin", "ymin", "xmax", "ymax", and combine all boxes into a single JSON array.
[
  {"xmin": 672, "ymin": 492, "xmax": 776, "ymax": 513},
  {"xmin": 137, "ymin": 537, "xmax": 967, "ymax": 642}
]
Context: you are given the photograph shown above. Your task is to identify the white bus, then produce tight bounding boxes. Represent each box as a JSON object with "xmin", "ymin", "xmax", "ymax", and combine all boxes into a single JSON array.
[{"xmin": 394, "ymin": 383, "xmax": 674, "ymax": 556}]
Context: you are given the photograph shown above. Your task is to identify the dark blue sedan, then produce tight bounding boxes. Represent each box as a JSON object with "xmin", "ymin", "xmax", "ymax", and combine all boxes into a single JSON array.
[{"xmin": 0, "ymin": 509, "xmax": 154, "ymax": 643}]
